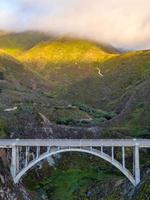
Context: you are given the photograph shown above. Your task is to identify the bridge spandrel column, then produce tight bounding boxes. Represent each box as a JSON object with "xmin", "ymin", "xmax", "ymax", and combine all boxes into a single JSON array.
[
  {"xmin": 16, "ymin": 146, "xmax": 20, "ymax": 173},
  {"xmin": 36, "ymin": 146, "xmax": 40, "ymax": 159},
  {"xmin": 10, "ymin": 144, "xmax": 17, "ymax": 179},
  {"xmin": 47, "ymin": 146, "xmax": 51, "ymax": 153},
  {"xmin": 134, "ymin": 144, "xmax": 140, "ymax": 185},
  {"xmin": 101, "ymin": 145, "xmax": 103, "ymax": 154},
  {"xmin": 111, "ymin": 146, "xmax": 114, "ymax": 161},
  {"xmin": 25, "ymin": 146, "xmax": 30, "ymax": 167},
  {"xmin": 122, "ymin": 146, "xmax": 125, "ymax": 168}
]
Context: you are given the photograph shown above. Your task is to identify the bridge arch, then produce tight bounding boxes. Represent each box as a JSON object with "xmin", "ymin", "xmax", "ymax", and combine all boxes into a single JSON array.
[{"xmin": 14, "ymin": 147, "xmax": 136, "ymax": 185}]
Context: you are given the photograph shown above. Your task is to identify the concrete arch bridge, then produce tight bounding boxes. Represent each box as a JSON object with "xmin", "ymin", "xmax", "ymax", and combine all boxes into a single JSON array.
[{"xmin": 0, "ymin": 139, "xmax": 150, "ymax": 186}]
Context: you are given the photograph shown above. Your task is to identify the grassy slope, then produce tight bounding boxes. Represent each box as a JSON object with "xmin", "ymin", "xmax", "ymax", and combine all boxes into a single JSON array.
[
  {"xmin": 21, "ymin": 38, "xmax": 117, "ymax": 63},
  {"xmin": 23, "ymin": 153, "xmax": 122, "ymax": 200},
  {"xmin": 0, "ymin": 35, "xmax": 119, "ymax": 125},
  {"xmin": 0, "ymin": 52, "xmax": 55, "ymax": 138},
  {"xmin": 64, "ymin": 50, "xmax": 150, "ymax": 108},
  {"xmin": 0, "ymin": 31, "xmax": 51, "ymax": 56},
  {"xmin": 20, "ymin": 38, "xmax": 150, "ymax": 136},
  {"xmin": 0, "ymin": 53, "xmax": 48, "ymax": 92},
  {"xmin": 0, "ymin": 32, "xmax": 149, "ymax": 133},
  {"xmin": 18, "ymin": 38, "xmax": 118, "ymax": 97}
]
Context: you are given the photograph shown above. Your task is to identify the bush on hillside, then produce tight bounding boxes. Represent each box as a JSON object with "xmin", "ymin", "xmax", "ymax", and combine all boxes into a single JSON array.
[
  {"xmin": 73, "ymin": 103, "xmax": 116, "ymax": 122},
  {"xmin": 0, "ymin": 119, "xmax": 8, "ymax": 138}
]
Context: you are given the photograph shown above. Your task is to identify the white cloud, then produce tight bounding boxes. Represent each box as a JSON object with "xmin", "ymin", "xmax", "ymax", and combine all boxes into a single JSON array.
[{"xmin": 0, "ymin": 0, "xmax": 150, "ymax": 49}]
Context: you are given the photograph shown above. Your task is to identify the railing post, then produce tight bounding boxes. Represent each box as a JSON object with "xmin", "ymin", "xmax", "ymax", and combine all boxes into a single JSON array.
[{"xmin": 134, "ymin": 143, "xmax": 140, "ymax": 185}]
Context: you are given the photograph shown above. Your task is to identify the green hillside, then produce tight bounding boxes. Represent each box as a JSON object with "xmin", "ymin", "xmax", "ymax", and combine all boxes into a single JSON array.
[
  {"xmin": 64, "ymin": 50, "xmax": 150, "ymax": 108},
  {"xmin": 17, "ymin": 38, "xmax": 118, "ymax": 96},
  {"xmin": 0, "ymin": 32, "xmax": 149, "ymax": 131},
  {"xmin": 21, "ymin": 38, "xmax": 117, "ymax": 64},
  {"xmin": 0, "ymin": 33, "xmax": 149, "ymax": 132},
  {"xmin": 0, "ymin": 31, "xmax": 150, "ymax": 200},
  {"xmin": 0, "ymin": 31, "xmax": 51, "ymax": 56}
]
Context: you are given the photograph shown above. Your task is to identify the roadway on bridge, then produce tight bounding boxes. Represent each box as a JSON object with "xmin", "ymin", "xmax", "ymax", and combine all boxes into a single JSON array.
[{"xmin": 0, "ymin": 139, "xmax": 150, "ymax": 148}]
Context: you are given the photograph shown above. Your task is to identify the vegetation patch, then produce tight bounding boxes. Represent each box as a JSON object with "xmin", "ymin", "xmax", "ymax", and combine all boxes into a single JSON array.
[
  {"xmin": 0, "ymin": 119, "xmax": 8, "ymax": 138},
  {"xmin": 134, "ymin": 173, "xmax": 150, "ymax": 200},
  {"xmin": 24, "ymin": 168, "xmax": 117, "ymax": 200},
  {"xmin": 75, "ymin": 103, "xmax": 116, "ymax": 123}
]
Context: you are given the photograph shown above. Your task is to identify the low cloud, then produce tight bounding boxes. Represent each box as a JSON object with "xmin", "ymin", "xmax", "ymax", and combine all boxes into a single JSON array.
[{"xmin": 0, "ymin": 0, "xmax": 150, "ymax": 50}]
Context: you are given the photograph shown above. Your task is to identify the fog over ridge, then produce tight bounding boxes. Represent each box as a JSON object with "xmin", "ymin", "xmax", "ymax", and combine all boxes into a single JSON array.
[{"xmin": 0, "ymin": 0, "xmax": 150, "ymax": 50}]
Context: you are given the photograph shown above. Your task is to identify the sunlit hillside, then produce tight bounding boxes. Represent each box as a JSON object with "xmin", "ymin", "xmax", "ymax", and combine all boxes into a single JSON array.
[
  {"xmin": 16, "ymin": 35, "xmax": 119, "ymax": 95},
  {"xmin": 20, "ymin": 38, "xmax": 117, "ymax": 64},
  {"xmin": 0, "ymin": 31, "xmax": 51, "ymax": 56}
]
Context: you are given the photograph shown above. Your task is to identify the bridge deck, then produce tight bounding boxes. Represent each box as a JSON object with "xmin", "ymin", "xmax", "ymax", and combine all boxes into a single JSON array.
[{"xmin": 0, "ymin": 139, "xmax": 150, "ymax": 148}]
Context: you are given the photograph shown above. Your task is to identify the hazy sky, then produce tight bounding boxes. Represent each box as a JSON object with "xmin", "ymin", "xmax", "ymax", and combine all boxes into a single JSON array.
[{"xmin": 0, "ymin": 0, "xmax": 150, "ymax": 50}]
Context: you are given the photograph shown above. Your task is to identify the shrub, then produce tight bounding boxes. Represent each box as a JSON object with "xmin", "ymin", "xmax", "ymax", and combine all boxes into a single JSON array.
[{"xmin": 0, "ymin": 119, "xmax": 8, "ymax": 138}]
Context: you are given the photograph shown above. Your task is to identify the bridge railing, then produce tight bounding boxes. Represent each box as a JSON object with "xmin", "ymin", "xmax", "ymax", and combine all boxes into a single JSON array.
[{"xmin": 0, "ymin": 139, "xmax": 150, "ymax": 148}]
